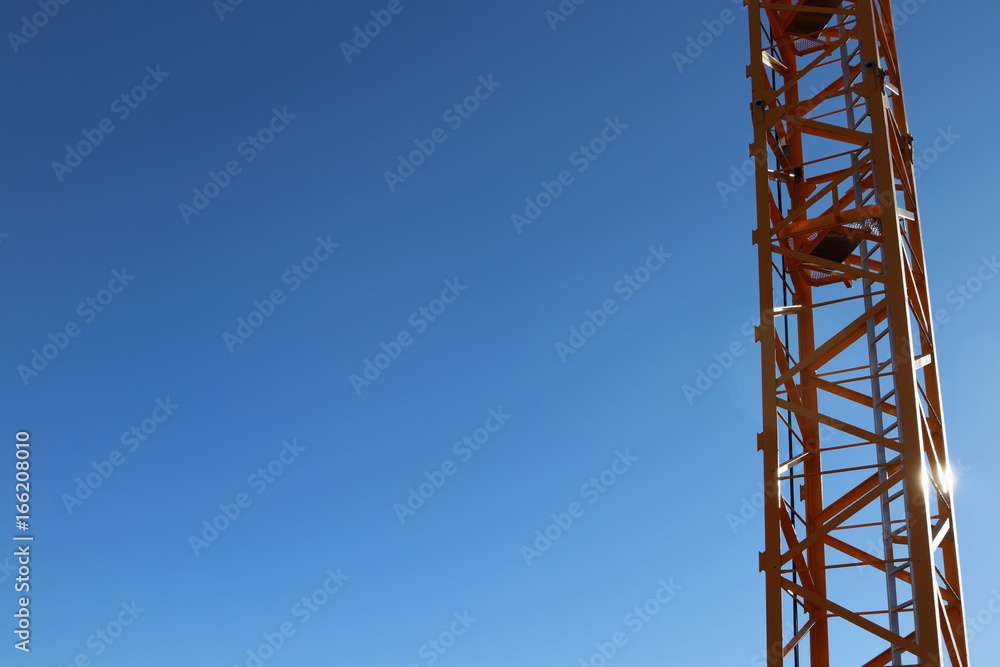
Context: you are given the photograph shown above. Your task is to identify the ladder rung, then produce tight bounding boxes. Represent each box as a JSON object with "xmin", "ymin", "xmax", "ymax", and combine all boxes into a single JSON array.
[
  {"xmin": 874, "ymin": 388, "xmax": 896, "ymax": 407},
  {"xmin": 892, "ymin": 598, "xmax": 913, "ymax": 612}
]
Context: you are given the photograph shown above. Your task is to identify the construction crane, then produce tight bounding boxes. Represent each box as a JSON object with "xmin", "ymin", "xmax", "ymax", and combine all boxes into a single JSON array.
[{"xmin": 747, "ymin": 1, "xmax": 970, "ymax": 665}]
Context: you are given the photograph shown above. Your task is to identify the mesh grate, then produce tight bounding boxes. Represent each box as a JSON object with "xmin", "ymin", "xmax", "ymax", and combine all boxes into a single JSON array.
[{"xmin": 790, "ymin": 218, "xmax": 881, "ymax": 282}]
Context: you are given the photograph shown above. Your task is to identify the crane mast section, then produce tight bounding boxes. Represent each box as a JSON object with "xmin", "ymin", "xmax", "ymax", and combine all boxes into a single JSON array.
[{"xmin": 747, "ymin": 1, "xmax": 970, "ymax": 665}]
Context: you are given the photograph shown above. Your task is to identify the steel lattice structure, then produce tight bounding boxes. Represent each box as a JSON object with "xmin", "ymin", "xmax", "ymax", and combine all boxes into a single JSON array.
[{"xmin": 747, "ymin": 1, "xmax": 970, "ymax": 665}]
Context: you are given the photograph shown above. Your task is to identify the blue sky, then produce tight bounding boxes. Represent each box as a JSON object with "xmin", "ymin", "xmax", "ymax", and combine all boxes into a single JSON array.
[{"xmin": 2, "ymin": 0, "xmax": 998, "ymax": 665}]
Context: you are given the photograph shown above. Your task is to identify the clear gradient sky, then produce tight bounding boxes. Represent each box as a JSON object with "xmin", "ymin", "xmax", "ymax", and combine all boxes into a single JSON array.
[{"xmin": 2, "ymin": 0, "xmax": 999, "ymax": 665}]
